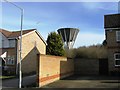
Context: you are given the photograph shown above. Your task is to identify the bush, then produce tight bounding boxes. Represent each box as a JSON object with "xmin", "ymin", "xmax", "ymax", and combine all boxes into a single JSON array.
[
  {"xmin": 67, "ymin": 45, "xmax": 107, "ymax": 59},
  {"xmin": 46, "ymin": 32, "xmax": 65, "ymax": 56}
]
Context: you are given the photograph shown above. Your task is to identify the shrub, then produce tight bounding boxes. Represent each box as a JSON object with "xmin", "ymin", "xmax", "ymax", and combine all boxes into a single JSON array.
[
  {"xmin": 67, "ymin": 45, "xmax": 107, "ymax": 59},
  {"xmin": 46, "ymin": 32, "xmax": 65, "ymax": 56}
]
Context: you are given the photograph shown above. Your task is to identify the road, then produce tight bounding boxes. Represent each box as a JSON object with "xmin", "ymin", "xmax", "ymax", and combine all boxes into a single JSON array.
[
  {"xmin": 2, "ymin": 75, "xmax": 36, "ymax": 88},
  {"xmin": 41, "ymin": 75, "xmax": 120, "ymax": 88},
  {"xmin": 1, "ymin": 75, "xmax": 120, "ymax": 89}
]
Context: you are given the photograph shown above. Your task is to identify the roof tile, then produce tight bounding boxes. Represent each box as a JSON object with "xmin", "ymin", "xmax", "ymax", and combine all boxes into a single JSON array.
[{"xmin": 0, "ymin": 29, "xmax": 35, "ymax": 38}]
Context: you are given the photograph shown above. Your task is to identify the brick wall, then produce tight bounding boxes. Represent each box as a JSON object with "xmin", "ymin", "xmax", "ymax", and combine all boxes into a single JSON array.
[
  {"xmin": 74, "ymin": 58, "xmax": 99, "ymax": 75},
  {"xmin": 105, "ymin": 29, "xmax": 120, "ymax": 74},
  {"xmin": 106, "ymin": 29, "xmax": 120, "ymax": 47},
  {"xmin": 37, "ymin": 54, "xmax": 74, "ymax": 87},
  {"xmin": 107, "ymin": 49, "xmax": 120, "ymax": 74},
  {"xmin": 20, "ymin": 31, "xmax": 46, "ymax": 74}
]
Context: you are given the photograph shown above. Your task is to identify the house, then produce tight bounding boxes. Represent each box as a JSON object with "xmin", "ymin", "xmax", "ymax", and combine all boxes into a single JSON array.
[
  {"xmin": 0, "ymin": 28, "xmax": 47, "ymax": 75},
  {"xmin": 104, "ymin": 14, "xmax": 120, "ymax": 75}
]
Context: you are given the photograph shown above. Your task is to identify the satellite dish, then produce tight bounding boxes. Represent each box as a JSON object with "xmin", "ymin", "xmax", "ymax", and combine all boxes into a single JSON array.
[{"xmin": 57, "ymin": 28, "xmax": 79, "ymax": 49}]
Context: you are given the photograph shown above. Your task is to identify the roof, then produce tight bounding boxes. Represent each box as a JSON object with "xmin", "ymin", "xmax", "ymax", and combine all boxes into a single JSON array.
[
  {"xmin": 0, "ymin": 28, "xmax": 35, "ymax": 38},
  {"xmin": 0, "ymin": 29, "xmax": 12, "ymax": 37},
  {"xmin": 57, "ymin": 28, "xmax": 79, "ymax": 42},
  {"xmin": 104, "ymin": 14, "xmax": 120, "ymax": 28},
  {"xmin": 58, "ymin": 28, "xmax": 79, "ymax": 31},
  {"xmin": 0, "ymin": 28, "xmax": 47, "ymax": 45}
]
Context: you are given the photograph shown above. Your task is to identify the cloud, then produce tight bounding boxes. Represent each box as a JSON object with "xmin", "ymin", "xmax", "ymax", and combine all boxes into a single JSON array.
[
  {"xmin": 82, "ymin": 2, "xmax": 118, "ymax": 11},
  {"xmin": 74, "ymin": 32, "xmax": 105, "ymax": 48},
  {"xmin": 2, "ymin": 0, "xmax": 120, "ymax": 2},
  {"xmin": 1, "ymin": 2, "xmax": 116, "ymax": 48}
]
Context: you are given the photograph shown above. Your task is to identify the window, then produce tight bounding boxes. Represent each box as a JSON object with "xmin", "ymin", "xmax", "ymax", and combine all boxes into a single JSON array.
[
  {"xmin": 114, "ymin": 53, "xmax": 120, "ymax": 66},
  {"xmin": 116, "ymin": 31, "xmax": 120, "ymax": 42},
  {"xmin": 6, "ymin": 56, "xmax": 15, "ymax": 65},
  {"xmin": 11, "ymin": 57, "xmax": 15, "ymax": 65},
  {"xmin": 9, "ymin": 39, "xmax": 15, "ymax": 47}
]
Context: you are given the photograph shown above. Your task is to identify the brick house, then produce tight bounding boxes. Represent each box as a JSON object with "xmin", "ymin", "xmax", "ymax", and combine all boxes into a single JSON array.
[
  {"xmin": 0, "ymin": 28, "xmax": 47, "ymax": 75},
  {"xmin": 104, "ymin": 14, "xmax": 120, "ymax": 75}
]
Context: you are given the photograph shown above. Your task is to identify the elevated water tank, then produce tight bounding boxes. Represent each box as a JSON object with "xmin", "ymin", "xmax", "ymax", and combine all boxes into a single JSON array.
[{"xmin": 57, "ymin": 28, "xmax": 79, "ymax": 49}]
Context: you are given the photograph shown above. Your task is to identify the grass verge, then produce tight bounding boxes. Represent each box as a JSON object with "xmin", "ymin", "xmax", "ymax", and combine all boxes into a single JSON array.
[{"xmin": 0, "ymin": 75, "xmax": 16, "ymax": 80}]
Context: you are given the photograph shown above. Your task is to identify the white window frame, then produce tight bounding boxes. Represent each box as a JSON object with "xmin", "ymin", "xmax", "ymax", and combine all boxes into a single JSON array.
[
  {"xmin": 116, "ymin": 31, "xmax": 120, "ymax": 42},
  {"xmin": 114, "ymin": 53, "xmax": 120, "ymax": 66},
  {"xmin": 11, "ymin": 56, "xmax": 15, "ymax": 65},
  {"xmin": 6, "ymin": 56, "xmax": 15, "ymax": 65},
  {"xmin": 7, "ymin": 56, "xmax": 11, "ymax": 65}
]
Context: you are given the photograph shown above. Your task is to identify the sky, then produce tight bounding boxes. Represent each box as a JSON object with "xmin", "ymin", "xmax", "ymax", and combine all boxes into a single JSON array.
[{"xmin": 1, "ymin": 1, "xmax": 119, "ymax": 48}]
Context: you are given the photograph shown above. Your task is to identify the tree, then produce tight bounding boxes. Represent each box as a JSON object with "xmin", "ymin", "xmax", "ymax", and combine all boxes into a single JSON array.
[
  {"xmin": 46, "ymin": 32, "xmax": 65, "ymax": 56},
  {"xmin": 102, "ymin": 39, "xmax": 107, "ymax": 46}
]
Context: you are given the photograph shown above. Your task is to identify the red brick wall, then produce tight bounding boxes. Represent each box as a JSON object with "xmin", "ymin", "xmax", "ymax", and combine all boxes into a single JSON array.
[{"xmin": 37, "ymin": 54, "xmax": 74, "ymax": 87}]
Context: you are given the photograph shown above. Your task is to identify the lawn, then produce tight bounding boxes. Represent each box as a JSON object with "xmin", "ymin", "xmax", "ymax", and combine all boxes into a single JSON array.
[{"xmin": 0, "ymin": 75, "xmax": 16, "ymax": 80}]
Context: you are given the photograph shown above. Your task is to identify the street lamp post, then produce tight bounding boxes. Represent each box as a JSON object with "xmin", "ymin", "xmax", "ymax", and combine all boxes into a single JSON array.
[
  {"xmin": 4, "ymin": 0, "xmax": 23, "ymax": 88},
  {"xmin": 118, "ymin": 1, "xmax": 120, "ymax": 13}
]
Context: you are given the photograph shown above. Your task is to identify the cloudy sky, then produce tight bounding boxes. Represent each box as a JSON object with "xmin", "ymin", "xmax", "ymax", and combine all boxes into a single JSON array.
[{"xmin": 1, "ymin": 1, "xmax": 119, "ymax": 48}]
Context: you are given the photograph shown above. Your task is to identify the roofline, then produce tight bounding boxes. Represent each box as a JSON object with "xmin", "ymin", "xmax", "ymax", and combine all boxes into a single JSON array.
[
  {"xmin": 21, "ymin": 30, "xmax": 36, "ymax": 38},
  {"xmin": 105, "ymin": 27, "xmax": 120, "ymax": 30},
  {"xmin": 58, "ymin": 28, "xmax": 80, "ymax": 31},
  {"xmin": 1, "ymin": 28, "xmax": 47, "ymax": 45},
  {"xmin": 104, "ymin": 13, "xmax": 120, "ymax": 16},
  {"xmin": 19, "ymin": 29, "xmax": 47, "ymax": 45},
  {"xmin": 34, "ymin": 30, "xmax": 47, "ymax": 45},
  {"xmin": 58, "ymin": 27, "xmax": 79, "ymax": 29}
]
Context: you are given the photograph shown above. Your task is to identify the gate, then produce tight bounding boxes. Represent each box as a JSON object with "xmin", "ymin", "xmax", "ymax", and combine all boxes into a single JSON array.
[{"xmin": 99, "ymin": 58, "xmax": 108, "ymax": 75}]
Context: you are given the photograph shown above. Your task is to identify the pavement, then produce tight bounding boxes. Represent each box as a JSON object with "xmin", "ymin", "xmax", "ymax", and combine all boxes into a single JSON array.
[
  {"xmin": 1, "ymin": 75, "xmax": 120, "ymax": 89},
  {"xmin": 2, "ymin": 74, "xmax": 36, "ymax": 88},
  {"xmin": 41, "ymin": 75, "xmax": 120, "ymax": 88}
]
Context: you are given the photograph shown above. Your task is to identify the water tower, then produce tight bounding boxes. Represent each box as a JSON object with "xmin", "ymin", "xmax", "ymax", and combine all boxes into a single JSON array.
[{"xmin": 57, "ymin": 28, "xmax": 79, "ymax": 49}]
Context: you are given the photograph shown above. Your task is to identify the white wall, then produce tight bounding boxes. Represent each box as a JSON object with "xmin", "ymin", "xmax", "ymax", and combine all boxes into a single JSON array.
[
  {"xmin": 0, "ymin": 32, "xmax": 15, "ymax": 48},
  {"xmin": 0, "ymin": 32, "xmax": 9, "ymax": 48}
]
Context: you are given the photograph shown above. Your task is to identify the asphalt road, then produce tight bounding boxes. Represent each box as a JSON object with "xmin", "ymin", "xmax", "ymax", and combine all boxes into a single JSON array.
[
  {"xmin": 41, "ymin": 75, "xmax": 120, "ymax": 88},
  {"xmin": 1, "ymin": 75, "xmax": 120, "ymax": 90},
  {"xmin": 2, "ymin": 75, "xmax": 36, "ymax": 88}
]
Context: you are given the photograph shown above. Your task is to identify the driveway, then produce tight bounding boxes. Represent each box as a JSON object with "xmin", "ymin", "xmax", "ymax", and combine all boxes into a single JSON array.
[
  {"xmin": 41, "ymin": 75, "xmax": 120, "ymax": 88},
  {"xmin": 2, "ymin": 75, "xmax": 36, "ymax": 88}
]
